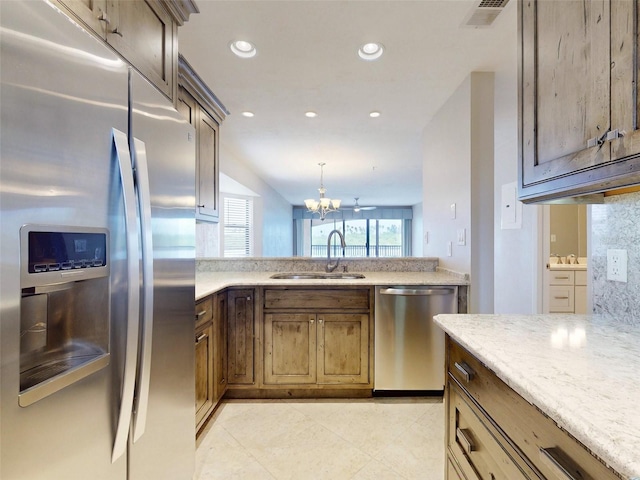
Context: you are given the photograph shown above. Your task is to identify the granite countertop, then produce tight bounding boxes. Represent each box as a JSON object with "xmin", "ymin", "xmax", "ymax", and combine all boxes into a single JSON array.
[
  {"xmin": 434, "ymin": 313, "xmax": 640, "ymax": 480},
  {"xmin": 196, "ymin": 270, "xmax": 469, "ymax": 300}
]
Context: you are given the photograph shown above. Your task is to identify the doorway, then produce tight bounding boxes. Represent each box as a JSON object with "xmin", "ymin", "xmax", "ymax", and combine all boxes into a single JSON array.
[{"xmin": 540, "ymin": 204, "xmax": 589, "ymax": 314}]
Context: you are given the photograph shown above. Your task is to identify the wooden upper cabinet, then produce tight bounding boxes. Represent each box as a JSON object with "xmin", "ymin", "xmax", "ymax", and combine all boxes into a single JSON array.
[
  {"xmin": 519, "ymin": 0, "xmax": 640, "ymax": 203},
  {"xmin": 107, "ymin": 0, "xmax": 175, "ymax": 100},
  {"xmin": 56, "ymin": 0, "xmax": 109, "ymax": 37},
  {"xmin": 52, "ymin": 0, "xmax": 198, "ymax": 102},
  {"xmin": 197, "ymin": 110, "xmax": 220, "ymax": 220},
  {"xmin": 178, "ymin": 55, "xmax": 229, "ymax": 223}
]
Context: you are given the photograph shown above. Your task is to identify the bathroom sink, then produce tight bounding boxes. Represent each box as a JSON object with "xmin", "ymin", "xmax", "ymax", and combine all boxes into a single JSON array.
[{"xmin": 270, "ymin": 272, "xmax": 366, "ymax": 280}]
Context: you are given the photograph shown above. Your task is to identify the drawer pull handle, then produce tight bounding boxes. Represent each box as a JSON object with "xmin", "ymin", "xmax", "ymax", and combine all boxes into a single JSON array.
[
  {"xmin": 196, "ymin": 310, "xmax": 208, "ymax": 319},
  {"xmin": 554, "ymin": 276, "xmax": 570, "ymax": 280},
  {"xmin": 539, "ymin": 447, "xmax": 578, "ymax": 480},
  {"xmin": 554, "ymin": 296, "xmax": 570, "ymax": 300},
  {"xmin": 456, "ymin": 427, "xmax": 475, "ymax": 454},
  {"xmin": 454, "ymin": 361, "xmax": 475, "ymax": 382},
  {"xmin": 195, "ymin": 332, "xmax": 207, "ymax": 344}
]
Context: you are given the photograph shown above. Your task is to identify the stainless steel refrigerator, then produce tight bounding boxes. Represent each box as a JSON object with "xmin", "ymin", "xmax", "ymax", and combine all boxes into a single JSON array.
[{"xmin": 1, "ymin": 1, "xmax": 196, "ymax": 478}]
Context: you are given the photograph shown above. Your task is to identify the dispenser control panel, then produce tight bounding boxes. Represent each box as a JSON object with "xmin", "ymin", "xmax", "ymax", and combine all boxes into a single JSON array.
[{"xmin": 21, "ymin": 225, "xmax": 109, "ymax": 287}]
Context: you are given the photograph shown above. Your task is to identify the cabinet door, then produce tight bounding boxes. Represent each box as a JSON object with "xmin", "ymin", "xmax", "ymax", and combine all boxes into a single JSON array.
[
  {"xmin": 54, "ymin": 0, "xmax": 109, "ymax": 38},
  {"xmin": 196, "ymin": 108, "xmax": 220, "ymax": 221},
  {"xmin": 264, "ymin": 314, "xmax": 317, "ymax": 385},
  {"xmin": 317, "ymin": 314, "xmax": 369, "ymax": 385},
  {"xmin": 610, "ymin": 1, "xmax": 640, "ymax": 161},
  {"xmin": 195, "ymin": 322, "xmax": 214, "ymax": 428},
  {"xmin": 213, "ymin": 292, "xmax": 228, "ymax": 404},
  {"xmin": 177, "ymin": 86, "xmax": 197, "ymax": 128},
  {"xmin": 107, "ymin": 0, "xmax": 175, "ymax": 99},
  {"xmin": 227, "ymin": 289, "xmax": 254, "ymax": 385},
  {"xmin": 520, "ymin": 0, "xmax": 611, "ymax": 199}
]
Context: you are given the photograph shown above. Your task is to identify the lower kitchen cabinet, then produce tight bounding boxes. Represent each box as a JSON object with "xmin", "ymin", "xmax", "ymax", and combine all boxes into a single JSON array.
[
  {"xmin": 227, "ymin": 288, "xmax": 255, "ymax": 385},
  {"xmin": 195, "ymin": 292, "xmax": 228, "ymax": 434},
  {"xmin": 445, "ymin": 337, "xmax": 620, "ymax": 480},
  {"xmin": 264, "ymin": 312, "xmax": 369, "ymax": 386},
  {"xmin": 262, "ymin": 287, "xmax": 372, "ymax": 391},
  {"xmin": 213, "ymin": 291, "xmax": 228, "ymax": 406},
  {"xmin": 195, "ymin": 297, "xmax": 214, "ymax": 431}
]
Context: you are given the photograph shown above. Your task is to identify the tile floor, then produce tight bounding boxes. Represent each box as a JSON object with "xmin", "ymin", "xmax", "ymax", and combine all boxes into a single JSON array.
[{"xmin": 195, "ymin": 397, "xmax": 445, "ymax": 480}]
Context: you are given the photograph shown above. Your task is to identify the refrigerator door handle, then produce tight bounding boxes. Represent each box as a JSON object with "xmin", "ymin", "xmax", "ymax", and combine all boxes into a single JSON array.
[
  {"xmin": 131, "ymin": 137, "xmax": 154, "ymax": 443},
  {"xmin": 111, "ymin": 128, "xmax": 141, "ymax": 463}
]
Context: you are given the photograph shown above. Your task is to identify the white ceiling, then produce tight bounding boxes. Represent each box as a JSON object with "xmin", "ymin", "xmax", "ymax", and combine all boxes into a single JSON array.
[{"xmin": 178, "ymin": 0, "xmax": 516, "ymax": 209}]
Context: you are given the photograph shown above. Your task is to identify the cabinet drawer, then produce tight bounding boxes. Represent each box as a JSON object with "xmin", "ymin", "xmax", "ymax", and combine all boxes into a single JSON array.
[
  {"xmin": 447, "ymin": 340, "xmax": 620, "ymax": 480},
  {"xmin": 548, "ymin": 286, "xmax": 574, "ymax": 313},
  {"xmin": 263, "ymin": 288, "xmax": 370, "ymax": 310},
  {"xmin": 195, "ymin": 296, "xmax": 213, "ymax": 327},
  {"xmin": 448, "ymin": 381, "xmax": 531, "ymax": 480},
  {"xmin": 549, "ymin": 271, "xmax": 574, "ymax": 285}
]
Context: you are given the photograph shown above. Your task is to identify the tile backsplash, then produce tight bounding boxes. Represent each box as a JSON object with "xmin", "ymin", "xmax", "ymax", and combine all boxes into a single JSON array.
[{"xmin": 591, "ymin": 191, "xmax": 640, "ymax": 316}]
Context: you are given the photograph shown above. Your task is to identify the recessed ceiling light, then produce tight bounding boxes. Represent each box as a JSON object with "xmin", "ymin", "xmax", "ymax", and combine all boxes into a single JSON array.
[
  {"xmin": 242, "ymin": 111, "xmax": 254, "ymax": 117},
  {"xmin": 229, "ymin": 40, "xmax": 256, "ymax": 58},
  {"xmin": 358, "ymin": 42, "xmax": 384, "ymax": 61},
  {"xmin": 305, "ymin": 111, "xmax": 318, "ymax": 118},
  {"xmin": 369, "ymin": 111, "xmax": 381, "ymax": 118}
]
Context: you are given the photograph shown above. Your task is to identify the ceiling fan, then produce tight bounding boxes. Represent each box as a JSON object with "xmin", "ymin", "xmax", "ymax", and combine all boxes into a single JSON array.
[{"xmin": 345, "ymin": 197, "xmax": 377, "ymax": 213}]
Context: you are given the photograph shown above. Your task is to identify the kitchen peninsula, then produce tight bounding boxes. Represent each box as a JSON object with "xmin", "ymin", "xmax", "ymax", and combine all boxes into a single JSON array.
[
  {"xmin": 193, "ymin": 257, "xmax": 469, "ymax": 433},
  {"xmin": 435, "ymin": 313, "xmax": 640, "ymax": 480}
]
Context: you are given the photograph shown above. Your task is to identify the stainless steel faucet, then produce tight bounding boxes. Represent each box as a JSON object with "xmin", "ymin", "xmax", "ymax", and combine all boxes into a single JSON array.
[{"xmin": 326, "ymin": 229, "xmax": 346, "ymax": 273}]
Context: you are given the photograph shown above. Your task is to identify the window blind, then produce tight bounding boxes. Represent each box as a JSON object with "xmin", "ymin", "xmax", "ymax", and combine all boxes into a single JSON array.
[{"xmin": 223, "ymin": 196, "xmax": 253, "ymax": 257}]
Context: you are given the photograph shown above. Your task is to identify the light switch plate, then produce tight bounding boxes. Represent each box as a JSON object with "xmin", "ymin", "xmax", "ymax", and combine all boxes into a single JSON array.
[
  {"xmin": 447, "ymin": 241, "xmax": 452, "ymax": 257},
  {"xmin": 457, "ymin": 228, "xmax": 466, "ymax": 246},
  {"xmin": 607, "ymin": 249, "xmax": 627, "ymax": 282},
  {"xmin": 450, "ymin": 203, "xmax": 456, "ymax": 219}
]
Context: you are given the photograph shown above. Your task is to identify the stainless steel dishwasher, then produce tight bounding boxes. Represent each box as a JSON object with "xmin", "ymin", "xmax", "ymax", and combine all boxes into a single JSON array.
[{"xmin": 374, "ymin": 286, "xmax": 458, "ymax": 393}]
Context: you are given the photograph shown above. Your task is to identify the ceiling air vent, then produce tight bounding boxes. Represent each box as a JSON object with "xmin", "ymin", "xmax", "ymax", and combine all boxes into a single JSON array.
[{"xmin": 462, "ymin": 0, "xmax": 510, "ymax": 28}]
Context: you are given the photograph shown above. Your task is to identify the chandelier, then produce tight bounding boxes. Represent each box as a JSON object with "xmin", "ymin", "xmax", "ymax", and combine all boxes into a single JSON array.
[{"xmin": 304, "ymin": 162, "xmax": 341, "ymax": 221}]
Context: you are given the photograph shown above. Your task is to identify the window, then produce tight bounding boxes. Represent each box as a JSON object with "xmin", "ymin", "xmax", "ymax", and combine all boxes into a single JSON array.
[
  {"xmin": 223, "ymin": 196, "xmax": 253, "ymax": 257},
  {"xmin": 306, "ymin": 218, "xmax": 407, "ymax": 257},
  {"xmin": 293, "ymin": 206, "xmax": 413, "ymax": 257}
]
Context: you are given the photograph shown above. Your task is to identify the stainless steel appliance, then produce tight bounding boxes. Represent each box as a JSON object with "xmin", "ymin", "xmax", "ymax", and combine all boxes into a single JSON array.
[
  {"xmin": 374, "ymin": 286, "xmax": 458, "ymax": 393},
  {"xmin": 1, "ymin": 2, "xmax": 196, "ymax": 478}
]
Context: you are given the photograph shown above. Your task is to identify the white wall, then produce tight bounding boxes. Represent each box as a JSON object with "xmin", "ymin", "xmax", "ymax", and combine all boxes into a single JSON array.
[
  {"xmin": 412, "ymin": 202, "xmax": 423, "ymax": 257},
  {"xmin": 195, "ymin": 144, "xmax": 293, "ymax": 258},
  {"xmin": 221, "ymin": 144, "xmax": 293, "ymax": 257},
  {"xmin": 492, "ymin": 5, "xmax": 541, "ymax": 314},
  {"xmin": 422, "ymin": 73, "xmax": 495, "ymax": 313}
]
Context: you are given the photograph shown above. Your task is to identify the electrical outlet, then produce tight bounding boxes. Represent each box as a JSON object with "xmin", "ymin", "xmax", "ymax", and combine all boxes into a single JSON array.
[{"xmin": 607, "ymin": 249, "xmax": 627, "ymax": 282}]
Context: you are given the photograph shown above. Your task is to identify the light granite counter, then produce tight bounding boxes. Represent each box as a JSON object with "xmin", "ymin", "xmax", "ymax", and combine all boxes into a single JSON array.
[
  {"xmin": 196, "ymin": 270, "xmax": 469, "ymax": 301},
  {"xmin": 434, "ymin": 313, "xmax": 640, "ymax": 480}
]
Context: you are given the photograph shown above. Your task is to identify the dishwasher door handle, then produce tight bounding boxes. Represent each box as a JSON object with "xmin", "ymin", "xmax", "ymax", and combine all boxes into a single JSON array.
[{"xmin": 379, "ymin": 287, "xmax": 456, "ymax": 296}]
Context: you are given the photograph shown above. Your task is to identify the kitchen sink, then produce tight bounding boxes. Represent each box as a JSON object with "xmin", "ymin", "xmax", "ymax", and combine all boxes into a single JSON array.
[{"xmin": 270, "ymin": 272, "xmax": 366, "ymax": 280}]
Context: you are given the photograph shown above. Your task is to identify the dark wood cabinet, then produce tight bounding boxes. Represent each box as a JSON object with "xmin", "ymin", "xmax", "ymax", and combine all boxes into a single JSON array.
[
  {"xmin": 178, "ymin": 56, "xmax": 228, "ymax": 223},
  {"xmin": 262, "ymin": 288, "xmax": 372, "ymax": 389},
  {"xmin": 52, "ymin": 0, "xmax": 197, "ymax": 101},
  {"xmin": 195, "ymin": 297, "xmax": 214, "ymax": 431},
  {"xmin": 227, "ymin": 289, "xmax": 255, "ymax": 385},
  {"xmin": 519, "ymin": 0, "xmax": 640, "ymax": 202},
  {"xmin": 213, "ymin": 291, "xmax": 228, "ymax": 404},
  {"xmin": 445, "ymin": 337, "xmax": 620, "ymax": 480}
]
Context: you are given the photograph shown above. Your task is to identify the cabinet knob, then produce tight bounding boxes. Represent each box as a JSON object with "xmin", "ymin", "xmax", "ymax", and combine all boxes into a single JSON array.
[
  {"xmin": 539, "ymin": 447, "xmax": 579, "ymax": 480},
  {"xmin": 606, "ymin": 129, "xmax": 626, "ymax": 141},
  {"xmin": 456, "ymin": 427, "xmax": 475, "ymax": 454},
  {"xmin": 97, "ymin": 11, "xmax": 110, "ymax": 24},
  {"xmin": 454, "ymin": 361, "xmax": 475, "ymax": 383}
]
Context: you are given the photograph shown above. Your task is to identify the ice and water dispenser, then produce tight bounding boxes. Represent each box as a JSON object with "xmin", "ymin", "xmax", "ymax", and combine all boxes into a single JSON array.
[{"xmin": 19, "ymin": 226, "xmax": 110, "ymax": 406}]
